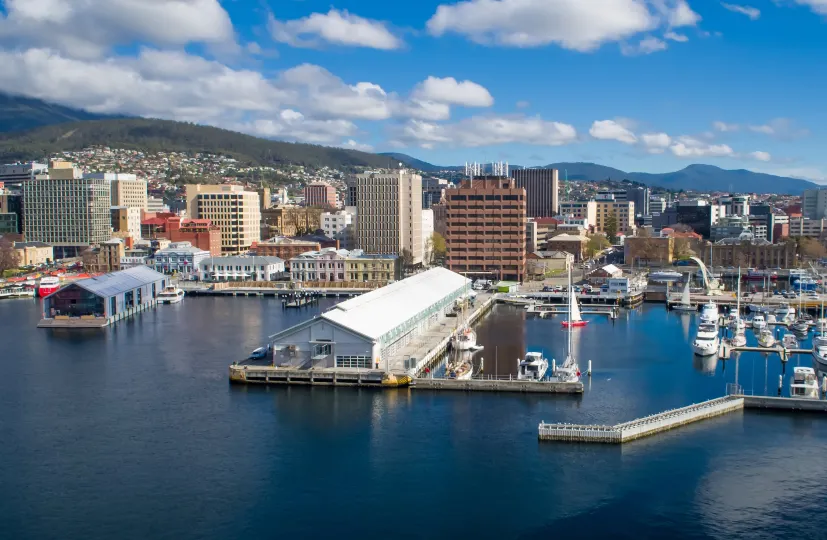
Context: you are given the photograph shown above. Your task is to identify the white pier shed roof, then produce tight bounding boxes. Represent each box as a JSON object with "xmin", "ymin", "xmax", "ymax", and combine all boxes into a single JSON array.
[{"xmin": 322, "ymin": 267, "xmax": 470, "ymax": 341}]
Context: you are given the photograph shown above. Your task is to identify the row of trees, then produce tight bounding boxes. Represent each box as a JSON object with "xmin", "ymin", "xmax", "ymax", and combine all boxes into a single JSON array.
[{"xmin": 0, "ymin": 238, "xmax": 20, "ymax": 274}]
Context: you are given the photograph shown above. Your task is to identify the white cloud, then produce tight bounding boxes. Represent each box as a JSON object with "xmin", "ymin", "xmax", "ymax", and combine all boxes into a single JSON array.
[
  {"xmin": 641, "ymin": 132, "xmax": 672, "ymax": 153},
  {"xmin": 664, "ymin": 30, "xmax": 689, "ymax": 42},
  {"xmin": 666, "ymin": 0, "xmax": 702, "ymax": 26},
  {"xmin": 713, "ymin": 121, "xmax": 739, "ymax": 132},
  {"xmin": 749, "ymin": 151, "xmax": 772, "ymax": 162},
  {"xmin": 342, "ymin": 139, "xmax": 374, "ymax": 152},
  {"xmin": 399, "ymin": 100, "xmax": 452, "ymax": 121},
  {"xmin": 748, "ymin": 118, "xmax": 809, "ymax": 139},
  {"xmin": 721, "ymin": 3, "xmax": 761, "ymax": 19},
  {"xmin": 621, "ymin": 36, "xmax": 668, "ymax": 55},
  {"xmin": 790, "ymin": 1, "xmax": 827, "ymax": 16},
  {"xmin": 427, "ymin": 0, "xmax": 682, "ymax": 52},
  {"xmin": 268, "ymin": 9, "xmax": 402, "ymax": 50},
  {"xmin": 396, "ymin": 115, "xmax": 578, "ymax": 148},
  {"xmin": 670, "ymin": 136, "xmax": 735, "ymax": 158},
  {"xmin": 0, "ymin": 0, "xmax": 235, "ymax": 59},
  {"xmin": 235, "ymin": 110, "xmax": 359, "ymax": 145},
  {"xmin": 589, "ymin": 119, "xmax": 638, "ymax": 144},
  {"xmin": 516, "ymin": 100, "xmax": 530, "ymax": 109},
  {"xmin": 411, "ymin": 76, "xmax": 494, "ymax": 107}
]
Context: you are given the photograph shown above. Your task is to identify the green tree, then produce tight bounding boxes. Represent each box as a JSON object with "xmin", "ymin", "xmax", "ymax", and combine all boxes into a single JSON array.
[
  {"xmin": 0, "ymin": 238, "xmax": 21, "ymax": 273},
  {"xmin": 586, "ymin": 235, "xmax": 610, "ymax": 258},
  {"xmin": 798, "ymin": 237, "xmax": 827, "ymax": 260},
  {"xmin": 604, "ymin": 215, "xmax": 618, "ymax": 244},
  {"xmin": 400, "ymin": 248, "xmax": 414, "ymax": 270},
  {"xmin": 430, "ymin": 232, "xmax": 447, "ymax": 264}
]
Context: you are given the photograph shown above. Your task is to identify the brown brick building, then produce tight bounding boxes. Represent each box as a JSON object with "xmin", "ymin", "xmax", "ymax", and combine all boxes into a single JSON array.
[
  {"xmin": 141, "ymin": 214, "xmax": 222, "ymax": 256},
  {"xmin": 445, "ymin": 177, "xmax": 526, "ymax": 282},
  {"xmin": 251, "ymin": 237, "xmax": 322, "ymax": 260}
]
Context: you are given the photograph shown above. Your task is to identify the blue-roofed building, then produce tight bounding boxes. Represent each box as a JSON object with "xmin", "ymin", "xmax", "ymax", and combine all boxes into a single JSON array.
[{"xmin": 39, "ymin": 266, "xmax": 168, "ymax": 328}]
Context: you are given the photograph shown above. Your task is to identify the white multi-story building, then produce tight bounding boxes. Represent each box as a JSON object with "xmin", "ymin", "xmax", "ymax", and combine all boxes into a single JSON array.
[
  {"xmin": 421, "ymin": 208, "xmax": 434, "ymax": 262},
  {"xmin": 147, "ymin": 196, "xmax": 170, "ymax": 213},
  {"xmin": 185, "ymin": 184, "xmax": 261, "ymax": 255},
  {"xmin": 153, "ymin": 241, "xmax": 210, "ymax": 277},
  {"xmin": 22, "ymin": 160, "xmax": 112, "ymax": 258},
  {"xmin": 790, "ymin": 216, "xmax": 827, "ymax": 238},
  {"xmin": 321, "ymin": 210, "xmax": 355, "ymax": 249},
  {"xmin": 355, "ymin": 169, "xmax": 423, "ymax": 264},
  {"xmin": 0, "ymin": 162, "xmax": 48, "ymax": 185},
  {"xmin": 289, "ymin": 248, "xmax": 349, "ymax": 282},
  {"xmin": 198, "ymin": 256, "xmax": 285, "ymax": 281}
]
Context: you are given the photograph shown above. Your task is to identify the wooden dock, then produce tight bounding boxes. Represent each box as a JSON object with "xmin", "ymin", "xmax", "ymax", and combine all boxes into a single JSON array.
[
  {"xmin": 414, "ymin": 377, "xmax": 583, "ymax": 394},
  {"xmin": 228, "ymin": 365, "xmax": 411, "ymax": 388}
]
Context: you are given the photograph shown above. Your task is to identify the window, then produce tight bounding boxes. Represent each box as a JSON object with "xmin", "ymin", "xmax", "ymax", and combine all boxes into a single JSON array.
[
  {"xmin": 336, "ymin": 355, "xmax": 370, "ymax": 368},
  {"xmin": 312, "ymin": 343, "xmax": 332, "ymax": 359}
]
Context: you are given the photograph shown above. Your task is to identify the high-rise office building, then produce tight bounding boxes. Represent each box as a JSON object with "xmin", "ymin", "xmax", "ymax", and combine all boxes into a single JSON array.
[
  {"xmin": 0, "ymin": 189, "xmax": 23, "ymax": 234},
  {"xmin": 185, "ymin": 184, "xmax": 261, "ymax": 255},
  {"xmin": 510, "ymin": 168, "xmax": 559, "ymax": 217},
  {"xmin": 445, "ymin": 177, "xmax": 526, "ymax": 282},
  {"xmin": 23, "ymin": 160, "xmax": 112, "ymax": 257},
  {"xmin": 86, "ymin": 173, "xmax": 148, "ymax": 210},
  {"xmin": 802, "ymin": 188, "xmax": 827, "ymax": 219},
  {"xmin": 355, "ymin": 170, "xmax": 423, "ymax": 264},
  {"xmin": 0, "ymin": 162, "xmax": 48, "ymax": 186},
  {"xmin": 304, "ymin": 182, "xmax": 337, "ymax": 208},
  {"xmin": 625, "ymin": 186, "xmax": 650, "ymax": 217}
]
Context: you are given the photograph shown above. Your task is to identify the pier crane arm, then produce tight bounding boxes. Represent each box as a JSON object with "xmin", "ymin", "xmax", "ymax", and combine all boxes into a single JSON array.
[{"xmin": 689, "ymin": 256, "xmax": 711, "ymax": 290}]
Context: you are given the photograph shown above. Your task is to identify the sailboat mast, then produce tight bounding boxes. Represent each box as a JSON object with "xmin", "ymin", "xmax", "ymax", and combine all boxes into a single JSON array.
[
  {"xmin": 567, "ymin": 265, "xmax": 573, "ymax": 358},
  {"xmin": 736, "ymin": 266, "xmax": 741, "ymax": 313}
]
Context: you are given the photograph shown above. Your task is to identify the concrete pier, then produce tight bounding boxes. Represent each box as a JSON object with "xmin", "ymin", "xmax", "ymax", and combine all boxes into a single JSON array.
[
  {"xmin": 539, "ymin": 396, "xmax": 745, "ymax": 443},
  {"xmin": 414, "ymin": 377, "xmax": 583, "ymax": 394},
  {"xmin": 741, "ymin": 395, "xmax": 827, "ymax": 411},
  {"xmin": 229, "ymin": 365, "xmax": 407, "ymax": 388}
]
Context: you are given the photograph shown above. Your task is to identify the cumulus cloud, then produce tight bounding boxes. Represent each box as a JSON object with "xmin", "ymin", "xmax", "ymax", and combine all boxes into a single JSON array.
[
  {"xmin": 268, "ymin": 9, "xmax": 403, "ymax": 50},
  {"xmin": 641, "ymin": 132, "xmax": 672, "ymax": 153},
  {"xmin": 395, "ymin": 115, "xmax": 578, "ymax": 148},
  {"xmin": 670, "ymin": 136, "xmax": 734, "ymax": 158},
  {"xmin": 789, "ymin": 1, "xmax": 827, "ymax": 16},
  {"xmin": 411, "ymin": 76, "xmax": 494, "ymax": 107},
  {"xmin": 342, "ymin": 139, "xmax": 375, "ymax": 152},
  {"xmin": 426, "ymin": 0, "xmax": 699, "ymax": 52},
  {"xmin": 749, "ymin": 151, "xmax": 772, "ymax": 162},
  {"xmin": 721, "ymin": 3, "xmax": 761, "ymax": 19},
  {"xmin": 621, "ymin": 36, "xmax": 668, "ymax": 55},
  {"xmin": 713, "ymin": 121, "xmax": 739, "ymax": 132},
  {"xmin": 0, "ymin": 0, "xmax": 235, "ymax": 59},
  {"xmin": 748, "ymin": 118, "xmax": 809, "ymax": 140},
  {"xmin": 234, "ymin": 110, "xmax": 359, "ymax": 145},
  {"xmin": 590, "ymin": 120, "xmax": 638, "ymax": 144},
  {"xmin": 664, "ymin": 31, "xmax": 689, "ymax": 42}
]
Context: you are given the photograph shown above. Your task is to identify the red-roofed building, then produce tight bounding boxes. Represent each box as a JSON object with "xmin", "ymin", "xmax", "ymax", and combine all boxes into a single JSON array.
[{"xmin": 141, "ymin": 214, "xmax": 221, "ymax": 256}]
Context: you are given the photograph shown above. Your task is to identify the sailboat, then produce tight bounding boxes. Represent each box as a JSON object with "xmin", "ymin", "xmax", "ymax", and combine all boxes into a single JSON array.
[
  {"xmin": 728, "ymin": 267, "xmax": 746, "ymax": 333},
  {"xmin": 672, "ymin": 276, "xmax": 697, "ymax": 312},
  {"xmin": 561, "ymin": 279, "xmax": 588, "ymax": 328},
  {"xmin": 453, "ymin": 286, "xmax": 478, "ymax": 351},
  {"xmin": 552, "ymin": 266, "xmax": 582, "ymax": 383}
]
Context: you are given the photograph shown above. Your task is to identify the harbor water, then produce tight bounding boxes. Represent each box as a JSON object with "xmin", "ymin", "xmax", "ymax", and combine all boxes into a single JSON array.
[{"xmin": 2, "ymin": 298, "xmax": 827, "ymax": 539}]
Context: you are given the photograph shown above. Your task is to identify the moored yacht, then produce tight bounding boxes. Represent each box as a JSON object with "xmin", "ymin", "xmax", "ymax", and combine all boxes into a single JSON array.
[
  {"xmin": 551, "ymin": 266, "xmax": 581, "ymax": 383},
  {"xmin": 775, "ymin": 303, "xmax": 795, "ymax": 324},
  {"xmin": 757, "ymin": 327, "xmax": 776, "ymax": 348},
  {"xmin": 782, "ymin": 333, "xmax": 799, "ymax": 349},
  {"xmin": 157, "ymin": 286, "xmax": 185, "ymax": 304},
  {"xmin": 692, "ymin": 323, "xmax": 720, "ymax": 356},
  {"xmin": 453, "ymin": 326, "xmax": 478, "ymax": 351},
  {"xmin": 517, "ymin": 352, "xmax": 549, "ymax": 381},
  {"xmin": 812, "ymin": 334, "xmax": 827, "ymax": 370},
  {"xmin": 790, "ymin": 367, "xmax": 820, "ymax": 399},
  {"xmin": 699, "ymin": 302, "xmax": 719, "ymax": 325},
  {"xmin": 751, "ymin": 314, "xmax": 767, "ymax": 330},
  {"xmin": 38, "ymin": 276, "xmax": 60, "ymax": 297}
]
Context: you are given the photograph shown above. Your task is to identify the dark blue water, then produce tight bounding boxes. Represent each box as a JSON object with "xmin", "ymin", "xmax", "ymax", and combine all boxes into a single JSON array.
[{"xmin": 2, "ymin": 298, "xmax": 826, "ymax": 540}]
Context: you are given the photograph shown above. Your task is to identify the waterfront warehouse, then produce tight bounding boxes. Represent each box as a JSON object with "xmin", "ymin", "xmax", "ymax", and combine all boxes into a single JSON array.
[
  {"xmin": 269, "ymin": 267, "xmax": 470, "ymax": 370},
  {"xmin": 40, "ymin": 266, "xmax": 168, "ymax": 327}
]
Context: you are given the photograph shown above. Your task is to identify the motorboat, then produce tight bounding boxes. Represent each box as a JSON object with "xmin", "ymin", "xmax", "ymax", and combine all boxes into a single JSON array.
[
  {"xmin": 728, "ymin": 269, "xmax": 746, "ymax": 333},
  {"xmin": 775, "ymin": 303, "xmax": 795, "ymax": 324},
  {"xmin": 38, "ymin": 276, "xmax": 60, "ymax": 297},
  {"xmin": 729, "ymin": 333, "xmax": 747, "ymax": 347},
  {"xmin": 699, "ymin": 302, "xmax": 719, "ymax": 325},
  {"xmin": 766, "ymin": 313, "xmax": 777, "ymax": 324},
  {"xmin": 157, "ymin": 286, "xmax": 185, "ymax": 304},
  {"xmin": 561, "ymin": 284, "xmax": 588, "ymax": 328},
  {"xmin": 751, "ymin": 314, "xmax": 766, "ymax": 330},
  {"xmin": 692, "ymin": 323, "xmax": 720, "ymax": 356},
  {"xmin": 790, "ymin": 367, "xmax": 820, "ymax": 399},
  {"xmin": 748, "ymin": 303, "xmax": 770, "ymax": 313},
  {"xmin": 248, "ymin": 345, "xmax": 271, "ymax": 360},
  {"xmin": 671, "ymin": 278, "xmax": 697, "ymax": 312},
  {"xmin": 551, "ymin": 266, "xmax": 581, "ymax": 383},
  {"xmin": 782, "ymin": 334, "xmax": 799, "ymax": 349},
  {"xmin": 757, "ymin": 328, "xmax": 776, "ymax": 348},
  {"xmin": 791, "ymin": 319, "xmax": 810, "ymax": 334},
  {"xmin": 649, "ymin": 271, "xmax": 683, "ymax": 283},
  {"xmin": 8, "ymin": 286, "xmax": 34, "ymax": 298},
  {"xmin": 517, "ymin": 352, "xmax": 549, "ymax": 381}
]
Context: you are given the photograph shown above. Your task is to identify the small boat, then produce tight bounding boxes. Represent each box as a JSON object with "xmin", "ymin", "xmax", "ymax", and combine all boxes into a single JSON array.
[
  {"xmin": 38, "ymin": 276, "xmax": 60, "ymax": 297},
  {"xmin": 692, "ymin": 323, "xmax": 720, "ymax": 357},
  {"xmin": 248, "ymin": 345, "xmax": 270, "ymax": 360},
  {"xmin": 157, "ymin": 286, "xmax": 185, "ymax": 304},
  {"xmin": 748, "ymin": 303, "xmax": 769, "ymax": 313},
  {"xmin": 790, "ymin": 367, "xmax": 820, "ymax": 399},
  {"xmin": 8, "ymin": 286, "xmax": 35, "ymax": 298},
  {"xmin": 775, "ymin": 303, "xmax": 795, "ymax": 324},
  {"xmin": 561, "ymin": 285, "xmax": 588, "ymax": 328},
  {"xmin": 671, "ymin": 278, "xmax": 697, "ymax": 312},
  {"xmin": 812, "ymin": 339, "xmax": 827, "ymax": 370},
  {"xmin": 728, "ymin": 269, "xmax": 746, "ymax": 333},
  {"xmin": 517, "ymin": 351, "xmax": 549, "ymax": 381},
  {"xmin": 782, "ymin": 334, "xmax": 799, "ymax": 349},
  {"xmin": 757, "ymin": 328, "xmax": 776, "ymax": 348},
  {"xmin": 551, "ymin": 266, "xmax": 581, "ymax": 383},
  {"xmin": 453, "ymin": 326, "xmax": 478, "ymax": 351},
  {"xmin": 699, "ymin": 302, "xmax": 719, "ymax": 325},
  {"xmin": 729, "ymin": 333, "xmax": 747, "ymax": 347},
  {"xmin": 649, "ymin": 271, "xmax": 683, "ymax": 283},
  {"xmin": 791, "ymin": 319, "xmax": 810, "ymax": 334},
  {"xmin": 751, "ymin": 314, "xmax": 766, "ymax": 330},
  {"xmin": 446, "ymin": 356, "xmax": 473, "ymax": 380}
]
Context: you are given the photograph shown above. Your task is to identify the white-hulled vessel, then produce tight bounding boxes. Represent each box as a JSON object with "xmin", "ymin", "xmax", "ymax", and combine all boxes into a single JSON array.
[
  {"xmin": 692, "ymin": 323, "xmax": 720, "ymax": 356},
  {"xmin": 157, "ymin": 286, "xmax": 185, "ymax": 304},
  {"xmin": 551, "ymin": 266, "xmax": 581, "ymax": 383},
  {"xmin": 517, "ymin": 352, "xmax": 549, "ymax": 381},
  {"xmin": 751, "ymin": 314, "xmax": 766, "ymax": 330},
  {"xmin": 775, "ymin": 303, "xmax": 795, "ymax": 324},
  {"xmin": 790, "ymin": 367, "xmax": 820, "ymax": 399},
  {"xmin": 729, "ymin": 333, "xmax": 747, "ymax": 347},
  {"xmin": 812, "ymin": 333, "xmax": 827, "ymax": 370},
  {"xmin": 782, "ymin": 333, "xmax": 799, "ymax": 349},
  {"xmin": 728, "ymin": 268, "xmax": 746, "ymax": 333},
  {"xmin": 757, "ymin": 327, "xmax": 776, "ymax": 348},
  {"xmin": 446, "ymin": 355, "xmax": 473, "ymax": 380},
  {"xmin": 671, "ymin": 278, "xmax": 697, "ymax": 312},
  {"xmin": 699, "ymin": 302, "xmax": 719, "ymax": 325}
]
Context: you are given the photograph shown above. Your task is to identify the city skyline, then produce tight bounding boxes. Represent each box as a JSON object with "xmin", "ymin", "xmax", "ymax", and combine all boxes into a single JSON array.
[{"xmin": 0, "ymin": 1, "xmax": 825, "ymax": 183}]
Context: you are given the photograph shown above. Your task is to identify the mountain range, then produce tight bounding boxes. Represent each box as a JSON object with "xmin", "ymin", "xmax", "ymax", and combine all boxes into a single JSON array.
[
  {"xmin": 0, "ymin": 92, "xmax": 816, "ymax": 194},
  {"xmin": 382, "ymin": 154, "xmax": 817, "ymax": 195}
]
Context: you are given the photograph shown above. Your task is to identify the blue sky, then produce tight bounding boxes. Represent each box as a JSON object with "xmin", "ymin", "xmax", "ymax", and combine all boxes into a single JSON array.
[{"xmin": 1, "ymin": 0, "xmax": 826, "ymax": 182}]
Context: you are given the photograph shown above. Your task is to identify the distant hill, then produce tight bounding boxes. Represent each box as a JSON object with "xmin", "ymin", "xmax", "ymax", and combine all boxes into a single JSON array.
[
  {"xmin": 378, "ymin": 152, "xmax": 458, "ymax": 172},
  {"xmin": 0, "ymin": 118, "xmax": 392, "ymax": 169},
  {"xmin": 389, "ymin": 155, "xmax": 816, "ymax": 195},
  {"xmin": 0, "ymin": 92, "xmax": 117, "ymax": 133}
]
